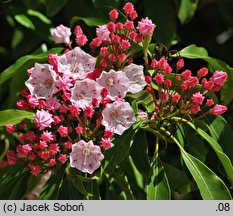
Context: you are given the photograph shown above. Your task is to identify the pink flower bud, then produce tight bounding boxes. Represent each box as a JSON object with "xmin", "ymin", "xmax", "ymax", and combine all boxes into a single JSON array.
[
  {"xmin": 109, "ymin": 9, "xmax": 119, "ymax": 21},
  {"xmin": 123, "ymin": 2, "xmax": 134, "ymax": 15},
  {"xmin": 154, "ymin": 73, "xmax": 164, "ymax": 85},
  {"xmin": 84, "ymin": 106, "xmax": 94, "ymax": 118},
  {"xmin": 118, "ymin": 53, "xmax": 127, "ymax": 63},
  {"xmin": 75, "ymin": 126, "xmax": 83, "ymax": 135},
  {"xmin": 130, "ymin": 10, "xmax": 138, "ymax": 20},
  {"xmin": 191, "ymin": 92, "xmax": 204, "ymax": 105},
  {"xmin": 211, "ymin": 71, "xmax": 228, "ymax": 86},
  {"xmin": 172, "ymin": 93, "xmax": 181, "ymax": 103},
  {"xmin": 58, "ymin": 154, "xmax": 67, "ymax": 164},
  {"xmin": 164, "ymin": 79, "xmax": 172, "ymax": 88},
  {"xmin": 151, "ymin": 59, "xmax": 158, "ymax": 69},
  {"xmin": 182, "ymin": 70, "xmax": 192, "ymax": 80},
  {"xmin": 101, "ymin": 88, "xmax": 109, "ymax": 98},
  {"xmin": 125, "ymin": 20, "xmax": 134, "ymax": 31},
  {"xmin": 145, "ymin": 76, "xmax": 152, "ymax": 84},
  {"xmin": 197, "ymin": 67, "xmax": 208, "ymax": 78},
  {"xmin": 209, "ymin": 105, "xmax": 227, "ymax": 116},
  {"xmin": 74, "ymin": 25, "xmax": 83, "ymax": 35},
  {"xmin": 100, "ymin": 47, "xmax": 109, "ymax": 57},
  {"xmin": 7, "ymin": 150, "xmax": 17, "ymax": 165},
  {"xmin": 58, "ymin": 125, "xmax": 69, "ymax": 137},
  {"xmin": 76, "ymin": 34, "xmax": 88, "ymax": 47},
  {"xmin": 137, "ymin": 17, "xmax": 155, "ymax": 36},
  {"xmin": 107, "ymin": 22, "xmax": 116, "ymax": 32},
  {"xmin": 52, "ymin": 24, "xmax": 71, "ymax": 45},
  {"xmin": 176, "ymin": 58, "xmax": 184, "ymax": 70},
  {"xmin": 129, "ymin": 31, "xmax": 137, "ymax": 40},
  {"xmin": 206, "ymin": 99, "xmax": 214, "ymax": 107},
  {"xmin": 116, "ymin": 22, "xmax": 123, "ymax": 30},
  {"xmin": 6, "ymin": 124, "xmax": 16, "ymax": 133}
]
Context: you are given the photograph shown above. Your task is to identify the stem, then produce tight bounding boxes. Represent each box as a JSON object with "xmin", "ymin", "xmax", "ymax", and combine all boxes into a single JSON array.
[{"xmin": 155, "ymin": 136, "xmax": 159, "ymax": 161}]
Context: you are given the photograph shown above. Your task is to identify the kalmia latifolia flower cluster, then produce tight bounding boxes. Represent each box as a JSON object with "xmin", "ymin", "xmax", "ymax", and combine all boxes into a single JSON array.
[{"xmin": 5, "ymin": 2, "xmax": 228, "ymax": 176}]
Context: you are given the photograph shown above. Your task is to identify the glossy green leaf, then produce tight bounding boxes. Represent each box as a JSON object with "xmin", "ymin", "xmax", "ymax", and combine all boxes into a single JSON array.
[
  {"xmin": 185, "ymin": 121, "xmax": 233, "ymax": 185},
  {"xmin": 104, "ymin": 127, "xmax": 138, "ymax": 175},
  {"xmin": 0, "ymin": 109, "xmax": 33, "ymax": 126},
  {"xmin": 178, "ymin": 0, "xmax": 198, "ymax": 24},
  {"xmin": 181, "ymin": 151, "xmax": 232, "ymax": 200},
  {"xmin": 130, "ymin": 130, "xmax": 150, "ymax": 178},
  {"xmin": 0, "ymin": 47, "xmax": 64, "ymax": 85},
  {"xmin": 67, "ymin": 168, "xmax": 92, "ymax": 196},
  {"xmin": 14, "ymin": 14, "xmax": 35, "ymax": 30},
  {"xmin": 189, "ymin": 123, "xmax": 233, "ymax": 184},
  {"xmin": 128, "ymin": 90, "xmax": 155, "ymax": 113},
  {"xmin": 27, "ymin": 9, "xmax": 51, "ymax": 24},
  {"xmin": 207, "ymin": 116, "xmax": 233, "ymax": 161},
  {"xmin": 39, "ymin": 165, "xmax": 66, "ymax": 199},
  {"xmin": 147, "ymin": 157, "xmax": 171, "ymax": 200}
]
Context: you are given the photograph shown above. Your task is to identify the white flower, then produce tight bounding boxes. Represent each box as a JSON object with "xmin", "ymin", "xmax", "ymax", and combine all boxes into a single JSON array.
[
  {"xmin": 122, "ymin": 63, "xmax": 147, "ymax": 94},
  {"xmin": 25, "ymin": 63, "xmax": 58, "ymax": 99},
  {"xmin": 57, "ymin": 47, "xmax": 96, "ymax": 79},
  {"xmin": 70, "ymin": 79, "xmax": 103, "ymax": 109},
  {"xmin": 52, "ymin": 24, "xmax": 71, "ymax": 45},
  {"xmin": 96, "ymin": 69, "xmax": 130, "ymax": 100},
  {"xmin": 102, "ymin": 101, "xmax": 136, "ymax": 135}
]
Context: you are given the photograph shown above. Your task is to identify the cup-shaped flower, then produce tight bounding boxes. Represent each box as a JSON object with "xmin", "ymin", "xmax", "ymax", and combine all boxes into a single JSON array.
[
  {"xmin": 25, "ymin": 63, "xmax": 58, "ymax": 99},
  {"xmin": 34, "ymin": 110, "xmax": 54, "ymax": 130},
  {"xmin": 70, "ymin": 79, "xmax": 103, "ymax": 109},
  {"xmin": 122, "ymin": 63, "xmax": 147, "ymax": 94},
  {"xmin": 102, "ymin": 101, "xmax": 136, "ymax": 135},
  {"xmin": 70, "ymin": 140, "xmax": 104, "ymax": 174},
  {"xmin": 57, "ymin": 47, "xmax": 96, "ymax": 79},
  {"xmin": 96, "ymin": 25, "xmax": 111, "ymax": 42},
  {"xmin": 137, "ymin": 17, "xmax": 155, "ymax": 36},
  {"xmin": 96, "ymin": 70, "xmax": 130, "ymax": 100},
  {"xmin": 52, "ymin": 24, "xmax": 71, "ymax": 45}
]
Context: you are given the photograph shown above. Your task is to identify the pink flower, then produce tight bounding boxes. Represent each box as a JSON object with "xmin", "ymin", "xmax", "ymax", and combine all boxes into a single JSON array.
[
  {"xmin": 190, "ymin": 104, "xmax": 201, "ymax": 114},
  {"xmin": 45, "ymin": 97, "xmax": 61, "ymax": 111},
  {"xmin": 211, "ymin": 71, "xmax": 228, "ymax": 86},
  {"xmin": 16, "ymin": 144, "xmax": 32, "ymax": 158},
  {"xmin": 182, "ymin": 70, "xmax": 192, "ymax": 80},
  {"xmin": 154, "ymin": 73, "xmax": 164, "ymax": 85},
  {"xmin": 197, "ymin": 67, "xmax": 208, "ymax": 78},
  {"xmin": 122, "ymin": 63, "xmax": 147, "ymax": 94},
  {"xmin": 56, "ymin": 75, "xmax": 73, "ymax": 91},
  {"xmin": 57, "ymin": 47, "xmax": 96, "ymax": 79},
  {"xmin": 34, "ymin": 110, "xmax": 54, "ymax": 130},
  {"xmin": 48, "ymin": 54, "xmax": 59, "ymax": 73},
  {"xmin": 70, "ymin": 140, "xmax": 104, "ymax": 174},
  {"xmin": 109, "ymin": 9, "xmax": 119, "ymax": 21},
  {"xmin": 25, "ymin": 131, "xmax": 38, "ymax": 142},
  {"xmin": 83, "ymin": 106, "xmax": 94, "ymax": 118},
  {"xmin": 49, "ymin": 159, "xmax": 56, "ymax": 167},
  {"xmin": 123, "ymin": 2, "xmax": 134, "ymax": 15},
  {"xmin": 6, "ymin": 124, "xmax": 16, "ymax": 133},
  {"xmin": 58, "ymin": 125, "xmax": 69, "ymax": 137},
  {"xmin": 100, "ymin": 138, "xmax": 113, "ymax": 150},
  {"xmin": 176, "ymin": 58, "xmax": 184, "ymax": 70},
  {"xmin": 49, "ymin": 143, "xmax": 60, "ymax": 155},
  {"xmin": 137, "ymin": 17, "xmax": 155, "ymax": 36},
  {"xmin": 191, "ymin": 92, "xmax": 204, "ymax": 105},
  {"xmin": 71, "ymin": 79, "xmax": 103, "ymax": 109},
  {"xmin": 96, "ymin": 25, "xmax": 111, "ymax": 42},
  {"xmin": 76, "ymin": 34, "xmax": 88, "ymax": 46},
  {"xmin": 209, "ymin": 105, "xmax": 227, "ymax": 116},
  {"xmin": 30, "ymin": 165, "xmax": 41, "ymax": 176},
  {"xmin": 75, "ymin": 126, "xmax": 83, "ymax": 135},
  {"xmin": 74, "ymin": 25, "xmax": 83, "ymax": 35},
  {"xmin": 172, "ymin": 93, "xmax": 181, "ymax": 103},
  {"xmin": 52, "ymin": 24, "xmax": 71, "ymax": 45},
  {"xmin": 97, "ymin": 70, "xmax": 130, "ymax": 100},
  {"xmin": 58, "ymin": 154, "xmax": 67, "ymax": 164},
  {"xmin": 206, "ymin": 99, "xmax": 214, "ymax": 107},
  {"xmin": 25, "ymin": 63, "xmax": 58, "ymax": 99},
  {"xmin": 102, "ymin": 101, "xmax": 136, "ymax": 135},
  {"xmin": 41, "ymin": 131, "xmax": 54, "ymax": 143}
]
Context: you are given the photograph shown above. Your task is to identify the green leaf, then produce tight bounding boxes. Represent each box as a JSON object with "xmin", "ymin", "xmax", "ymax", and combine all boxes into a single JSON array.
[
  {"xmin": 0, "ymin": 47, "xmax": 64, "ymax": 85},
  {"xmin": 181, "ymin": 151, "xmax": 232, "ymax": 200},
  {"xmin": 147, "ymin": 157, "xmax": 171, "ymax": 200},
  {"xmin": 207, "ymin": 116, "xmax": 233, "ymax": 161},
  {"xmin": 130, "ymin": 130, "xmax": 150, "ymax": 178},
  {"xmin": 27, "ymin": 9, "xmax": 51, "ymax": 24},
  {"xmin": 14, "ymin": 14, "xmax": 35, "ymax": 30},
  {"xmin": 39, "ymin": 165, "xmax": 66, "ymax": 199},
  {"xmin": 179, "ymin": 44, "xmax": 230, "ymax": 71},
  {"xmin": 104, "ymin": 127, "xmax": 138, "ymax": 175},
  {"xmin": 178, "ymin": 0, "xmax": 198, "ymax": 24},
  {"xmin": 67, "ymin": 168, "xmax": 92, "ymax": 196},
  {"xmin": 128, "ymin": 90, "xmax": 155, "ymax": 113},
  {"xmin": 185, "ymin": 121, "xmax": 233, "ymax": 185},
  {"xmin": 0, "ymin": 109, "xmax": 33, "ymax": 126}
]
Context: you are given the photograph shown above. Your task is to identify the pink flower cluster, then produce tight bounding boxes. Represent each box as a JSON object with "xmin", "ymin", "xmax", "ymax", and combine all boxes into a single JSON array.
[
  {"xmin": 145, "ymin": 57, "xmax": 228, "ymax": 127},
  {"xmin": 5, "ymin": 2, "xmax": 228, "ymax": 176},
  {"xmin": 7, "ymin": 45, "xmax": 141, "ymax": 175}
]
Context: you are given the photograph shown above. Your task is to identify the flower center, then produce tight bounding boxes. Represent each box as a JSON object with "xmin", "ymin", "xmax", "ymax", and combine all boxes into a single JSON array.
[
  {"xmin": 44, "ymin": 79, "xmax": 53, "ymax": 89},
  {"xmin": 83, "ymin": 147, "xmax": 90, "ymax": 156},
  {"xmin": 109, "ymin": 110, "xmax": 118, "ymax": 119},
  {"xmin": 106, "ymin": 77, "xmax": 115, "ymax": 87}
]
